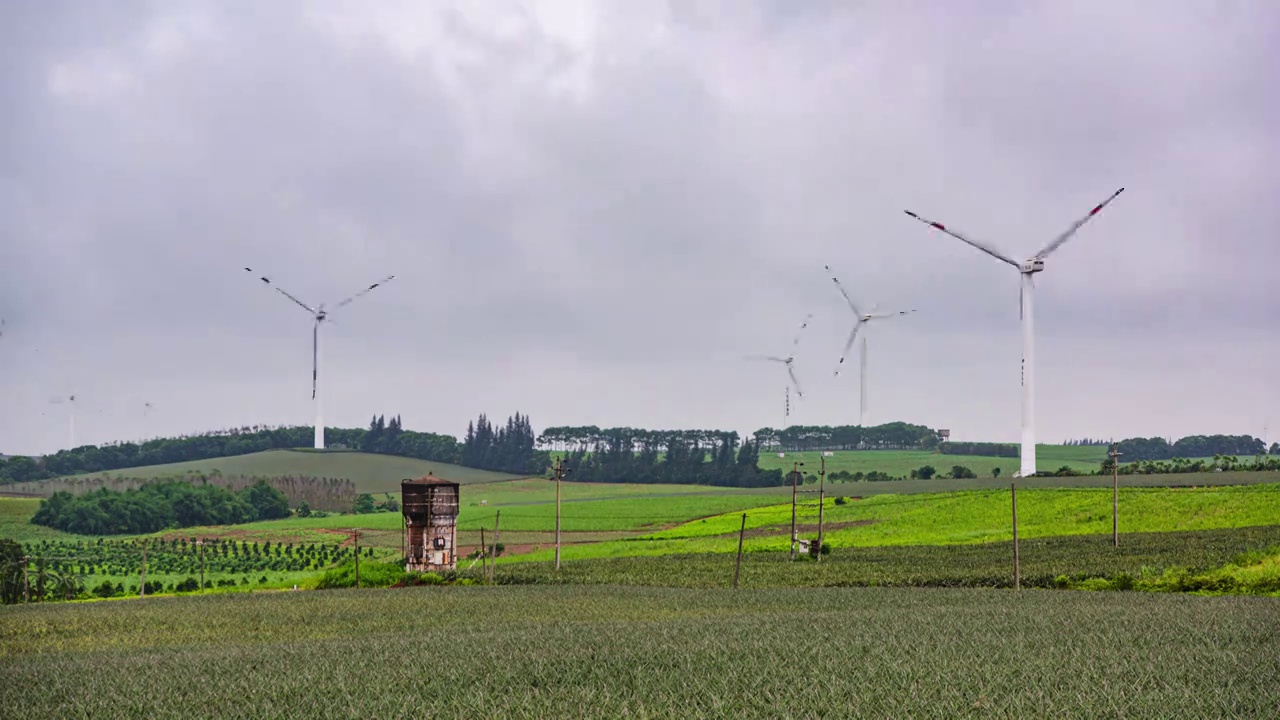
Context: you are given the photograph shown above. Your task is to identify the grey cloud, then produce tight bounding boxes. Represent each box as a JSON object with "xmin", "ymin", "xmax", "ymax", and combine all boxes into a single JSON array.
[{"xmin": 2, "ymin": 1, "xmax": 1278, "ymax": 455}]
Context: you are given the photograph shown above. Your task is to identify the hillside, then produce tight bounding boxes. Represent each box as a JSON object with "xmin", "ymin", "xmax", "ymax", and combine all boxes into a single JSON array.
[{"xmin": 44, "ymin": 450, "xmax": 524, "ymax": 494}]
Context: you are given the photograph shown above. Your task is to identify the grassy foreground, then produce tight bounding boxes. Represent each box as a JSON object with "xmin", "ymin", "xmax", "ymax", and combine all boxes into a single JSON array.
[{"xmin": 2, "ymin": 585, "xmax": 1277, "ymax": 718}]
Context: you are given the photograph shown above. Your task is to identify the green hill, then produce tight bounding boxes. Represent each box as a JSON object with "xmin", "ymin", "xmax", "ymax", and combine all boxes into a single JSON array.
[{"xmin": 47, "ymin": 450, "xmax": 524, "ymax": 494}]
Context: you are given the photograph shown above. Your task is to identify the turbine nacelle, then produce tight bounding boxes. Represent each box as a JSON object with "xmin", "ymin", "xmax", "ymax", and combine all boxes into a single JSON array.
[{"xmin": 1021, "ymin": 259, "xmax": 1045, "ymax": 274}]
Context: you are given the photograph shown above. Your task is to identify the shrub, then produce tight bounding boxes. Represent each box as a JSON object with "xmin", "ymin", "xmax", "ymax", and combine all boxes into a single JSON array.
[
  {"xmin": 916, "ymin": 465, "xmax": 937, "ymax": 480},
  {"xmin": 174, "ymin": 577, "xmax": 201, "ymax": 593},
  {"xmin": 950, "ymin": 465, "xmax": 977, "ymax": 479},
  {"xmin": 353, "ymin": 494, "xmax": 376, "ymax": 514},
  {"xmin": 296, "ymin": 502, "xmax": 312, "ymax": 518},
  {"xmin": 315, "ymin": 561, "xmax": 406, "ymax": 590},
  {"xmin": 834, "ymin": 496, "xmax": 847, "ymax": 506}
]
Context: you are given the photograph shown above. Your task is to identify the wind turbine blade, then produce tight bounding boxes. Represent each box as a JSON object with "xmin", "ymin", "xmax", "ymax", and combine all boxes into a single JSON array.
[
  {"xmin": 744, "ymin": 355, "xmax": 788, "ymax": 363},
  {"xmin": 824, "ymin": 265, "xmax": 862, "ymax": 316},
  {"xmin": 787, "ymin": 364, "xmax": 803, "ymax": 398},
  {"xmin": 903, "ymin": 210, "xmax": 1020, "ymax": 268},
  {"xmin": 332, "ymin": 275, "xmax": 396, "ymax": 310},
  {"xmin": 245, "ymin": 268, "xmax": 316, "ymax": 314},
  {"xmin": 790, "ymin": 313, "xmax": 813, "ymax": 353},
  {"xmin": 312, "ymin": 321, "xmax": 319, "ymax": 400},
  {"xmin": 1034, "ymin": 188, "xmax": 1125, "ymax": 260},
  {"xmin": 869, "ymin": 309, "xmax": 917, "ymax": 319},
  {"xmin": 834, "ymin": 321, "xmax": 863, "ymax": 376}
]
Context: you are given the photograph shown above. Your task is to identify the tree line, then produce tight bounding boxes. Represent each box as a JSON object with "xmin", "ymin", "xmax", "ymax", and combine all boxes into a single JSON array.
[
  {"xmin": 1104, "ymin": 454, "xmax": 1280, "ymax": 475},
  {"xmin": 752, "ymin": 422, "xmax": 941, "ymax": 452},
  {"xmin": 539, "ymin": 422, "xmax": 942, "ymax": 454},
  {"xmin": 1115, "ymin": 435, "xmax": 1273, "ymax": 462},
  {"xmin": 30, "ymin": 480, "xmax": 292, "ymax": 535},
  {"xmin": 462, "ymin": 413, "xmax": 548, "ymax": 474},
  {"xmin": 556, "ymin": 429, "xmax": 785, "ymax": 488}
]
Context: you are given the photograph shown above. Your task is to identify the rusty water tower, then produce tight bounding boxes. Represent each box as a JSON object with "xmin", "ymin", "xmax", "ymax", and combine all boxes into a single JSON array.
[{"xmin": 402, "ymin": 474, "xmax": 460, "ymax": 572}]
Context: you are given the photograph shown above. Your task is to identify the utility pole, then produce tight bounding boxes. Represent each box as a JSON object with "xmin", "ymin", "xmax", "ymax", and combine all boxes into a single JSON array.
[
  {"xmin": 140, "ymin": 542, "xmax": 147, "ymax": 598},
  {"xmin": 733, "ymin": 513, "xmax": 747, "ymax": 589},
  {"xmin": 817, "ymin": 454, "xmax": 827, "ymax": 562},
  {"xmin": 22, "ymin": 556, "xmax": 30, "ymax": 604},
  {"xmin": 489, "ymin": 510, "xmax": 501, "ymax": 585},
  {"xmin": 1109, "ymin": 443, "xmax": 1123, "ymax": 548},
  {"xmin": 479, "ymin": 526, "xmax": 487, "ymax": 579},
  {"xmin": 1011, "ymin": 482, "xmax": 1020, "ymax": 591},
  {"xmin": 197, "ymin": 539, "xmax": 206, "ymax": 591},
  {"xmin": 553, "ymin": 457, "xmax": 570, "ymax": 570},
  {"xmin": 352, "ymin": 530, "xmax": 361, "ymax": 589},
  {"xmin": 790, "ymin": 461, "xmax": 804, "ymax": 560}
]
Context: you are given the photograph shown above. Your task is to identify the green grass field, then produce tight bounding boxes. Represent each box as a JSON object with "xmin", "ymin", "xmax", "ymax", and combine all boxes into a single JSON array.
[
  {"xmin": 497, "ymin": 483, "xmax": 1280, "ymax": 564},
  {"xmin": 757, "ymin": 444, "xmax": 1108, "ymax": 478},
  {"xmin": 492, "ymin": 525, "xmax": 1280, "ymax": 593},
  {"xmin": 8, "ymin": 471, "xmax": 1280, "ymax": 603},
  {"xmin": 28, "ymin": 449, "xmax": 523, "ymax": 493},
  {"xmin": 3, "ymin": 585, "xmax": 1277, "ymax": 718}
]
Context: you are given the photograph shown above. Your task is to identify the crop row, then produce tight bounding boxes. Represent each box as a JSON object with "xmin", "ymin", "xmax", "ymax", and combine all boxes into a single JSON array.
[
  {"xmin": 486, "ymin": 524, "xmax": 1280, "ymax": 591},
  {"xmin": 3, "ymin": 584, "xmax": 1278, "ymax": 717}
]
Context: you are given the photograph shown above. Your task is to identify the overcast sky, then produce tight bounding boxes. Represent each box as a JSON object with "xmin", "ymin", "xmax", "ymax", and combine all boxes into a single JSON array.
[{"xmin": 2, "ymin": 0, "xmax": 1278, "ymax": 456}]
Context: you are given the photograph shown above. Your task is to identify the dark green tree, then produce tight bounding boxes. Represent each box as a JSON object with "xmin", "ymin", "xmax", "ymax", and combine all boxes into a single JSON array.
[{"xmin": 353, "ymin": 494, "xmax": 376, "ymax": 514}]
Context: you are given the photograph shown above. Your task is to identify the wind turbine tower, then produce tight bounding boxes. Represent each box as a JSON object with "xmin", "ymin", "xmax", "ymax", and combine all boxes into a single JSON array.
[
  {"xmin": 50, "ymin": 394, "xmax": 77, "ymax": 449},
  {"xmin": 825, "ymin": 265, "xmax": 915, "ymax": 427},
  {"xmin": 745, "ymin": 314, "xmax": 812, "ymax": 428},
  {"xmin": 904, "ymin": 187, "xmax": 1124, "ymax": 477},
  {"xmin": 244, "ymin": 268, "xmax": 396, "ymax": 450},
  {"xmin": 143, "ymin": 402, "xmax": 156, "ymax": 440}
]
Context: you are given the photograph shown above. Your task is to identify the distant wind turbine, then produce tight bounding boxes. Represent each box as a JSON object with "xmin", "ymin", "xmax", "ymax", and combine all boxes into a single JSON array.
[
  {"xmin": 825, "ymin": 265, "xmax": 915, "ymax": 428},
  {"xmin": 243, "ymin": 267, "xmax": 396, "ymax": 450},
  {"xmin": 50, "ymin": 394, "xmax": 78, "ymax": 449},
  {"xmin": 143, "ymin": 402, "xmax": 156, "ymax": 440},
  {"xmin": 904, "ymin": 187, "xmax": 1124, "ymax": 477},
  {"xmin": 745, "ymin": 314, "xmax": 812, "ymax": 428}
]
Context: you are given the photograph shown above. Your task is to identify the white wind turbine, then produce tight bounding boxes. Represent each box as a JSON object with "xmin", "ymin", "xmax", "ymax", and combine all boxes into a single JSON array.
[
  {"xmin": 745, "ymin": 314, "xmax": 812, "ymax": 429},
  {"xmin": 904, "ymin": 187, "xmax": 1124, "ymax": 477},
  {"xmin": 825, "ymin": 265, "xmax": 915, "ymax": 428},
  {"xmin": 49, "ymin": 394, "xmax": 78, "ymax": 449},
  {"xmin": 244, "ymin": 267, "xmax": 396, "ymax": 450}
]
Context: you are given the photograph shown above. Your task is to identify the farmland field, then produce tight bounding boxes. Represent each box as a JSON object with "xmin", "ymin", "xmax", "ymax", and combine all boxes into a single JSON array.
[
  {"xmin": 9, "ymin": 480, "xmax": 1280, "ymax": 597},
  {"xmin": 493, "ymin": 525, "xmax": 1280, "ymax": 592},
  {"xmin": 2, "ymin": 584, "xmax": 1277, "ymax": 718},
  {"xmin": 497, "ymin": 482, "xmax": 1280, "ymax": 564},
  {"xmin": 756, "ymin": 444, "xmax": 1108, "ymax": 478},
  {"xmin": 36, "ymin": 449, "xmax": 521, "ymax": 493}
]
